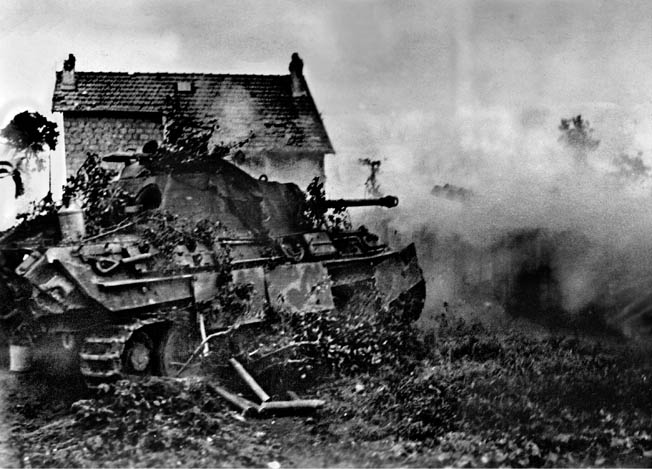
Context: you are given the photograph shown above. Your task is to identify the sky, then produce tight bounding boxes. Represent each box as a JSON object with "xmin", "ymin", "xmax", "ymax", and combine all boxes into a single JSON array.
[{"xmin": 4, "ymin": 0, "xmax": 652, "ymax": 230}]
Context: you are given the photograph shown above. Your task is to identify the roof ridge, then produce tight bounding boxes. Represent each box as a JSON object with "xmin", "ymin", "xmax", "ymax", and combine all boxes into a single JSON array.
[{"xmin": 72, "ymin": 71, "xmax": 289, "ymax": 78}]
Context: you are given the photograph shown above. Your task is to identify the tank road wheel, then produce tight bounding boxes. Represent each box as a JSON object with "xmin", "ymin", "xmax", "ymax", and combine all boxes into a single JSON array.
[
  {"xmin": 123, "ymin": 330, "xmax": 155, "ymax": 375},
  {"xmin": 157, "ymin": 324, "xmax": 202, "ymax": 377}
]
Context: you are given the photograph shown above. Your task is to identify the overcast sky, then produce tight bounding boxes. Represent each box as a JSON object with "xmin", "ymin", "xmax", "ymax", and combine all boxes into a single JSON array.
[{"xmin": 4, "ymin": 0, "xmax": 652, "ymax": 227}]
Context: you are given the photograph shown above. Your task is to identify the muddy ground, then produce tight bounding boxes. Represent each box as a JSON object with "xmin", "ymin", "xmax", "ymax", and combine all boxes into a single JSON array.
[
  {"xmin": 0, "ymin": 372, "xmax": 18, "ymax": 468},
  {"xmin": 5, "ymin": 302, "xmax": 652, "ymax": 468}
]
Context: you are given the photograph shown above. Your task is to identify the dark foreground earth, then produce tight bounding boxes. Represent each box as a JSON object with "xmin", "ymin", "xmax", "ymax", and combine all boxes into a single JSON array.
[{"xmin": 5, "ymin": 303, "xmax": 652, "ymax": 468}]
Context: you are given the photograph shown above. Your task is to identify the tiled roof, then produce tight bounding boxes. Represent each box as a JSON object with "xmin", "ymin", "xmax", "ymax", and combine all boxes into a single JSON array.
[{"xmin": 52, "ymin": 71, "xmax": 334, "ymax": 153}]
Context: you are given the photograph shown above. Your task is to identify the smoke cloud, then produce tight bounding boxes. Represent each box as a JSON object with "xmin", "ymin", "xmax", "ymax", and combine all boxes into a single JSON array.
[
  {"xmin": 327, "ymin": 102, "xmax": 652, "ymax": 337},
  {"xmin": 315, "ymin": 2, "xmax": 652, "ymax": 335}
]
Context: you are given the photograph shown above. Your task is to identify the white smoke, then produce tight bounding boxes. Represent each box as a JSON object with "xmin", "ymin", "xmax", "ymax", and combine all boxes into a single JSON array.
[{"xmin": 327, "ymin": 102, "xmax": 652, "ymax": 324}]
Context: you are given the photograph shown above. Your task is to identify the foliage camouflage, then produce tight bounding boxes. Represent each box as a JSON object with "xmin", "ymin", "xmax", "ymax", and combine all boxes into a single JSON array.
[{"xmin": 303, "ymin": 177, "xmax": 351, "ymax": 232}]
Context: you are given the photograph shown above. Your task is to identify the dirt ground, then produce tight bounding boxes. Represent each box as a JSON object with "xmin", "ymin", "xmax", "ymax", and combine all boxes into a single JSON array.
[
  {"xmin": 0, "ymin": 371, "xmax": 18, "ymax": 468},
  {"xmin": 5, "ymin": 304, "xmax": 652, "ymax": 468}
]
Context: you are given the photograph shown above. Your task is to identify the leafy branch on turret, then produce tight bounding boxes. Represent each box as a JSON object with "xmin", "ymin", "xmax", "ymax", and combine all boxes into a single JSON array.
[{"xmin": 303, "ymin": 177, "xmax": 351, "ymax": 232}]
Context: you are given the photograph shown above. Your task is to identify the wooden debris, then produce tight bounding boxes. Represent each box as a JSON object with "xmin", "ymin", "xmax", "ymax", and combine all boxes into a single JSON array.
[
  {"xmin": 207, "ymin": 357, "xmax": 326, "ymax": 418},
  {"xmin": 211, "ymin": 384, "xmax": 259, "ymax": 417},
  {"xmin": 258, "ymin": 399, "xmax": 325, "ymax": 415},
  {"xmin": 198, "ymin": 313, "xmax": 210, "ymax": 356},
  {"xmin": 229, "ymin": 357, "xmax": 271, "ymax": 402}
]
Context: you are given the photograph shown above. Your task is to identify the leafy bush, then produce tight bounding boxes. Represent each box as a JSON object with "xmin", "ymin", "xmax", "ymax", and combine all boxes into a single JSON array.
[
  {"xmin": 366, "ymin": 368, "xmax": 462, "ymax": 441},
  {"xmin": 22, "ymin": 378, "xmax": 248, "ymax": 467},
  {"xmin": 13, "ymin": 152, "xmax": 130, "ymax": 237},
  {"xmin": 314, "ymin": 317, "xmax": 652, "ymax": 466},
  {"xmin": 275, "ymin": 293, "xmax": 424, "ymax": 375},
  {"xmin": 72, "ymin": 379, "xmax": 227, "ymax": 435},
  {"xmin": 62, "ymin": 153, "xmax": 132, "ymax": 235}
]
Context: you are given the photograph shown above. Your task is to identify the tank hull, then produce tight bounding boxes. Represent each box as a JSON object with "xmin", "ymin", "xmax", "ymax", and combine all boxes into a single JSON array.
[{"xmin": 1, "ymin": 238, "xmax": 425, "ymax": 384}]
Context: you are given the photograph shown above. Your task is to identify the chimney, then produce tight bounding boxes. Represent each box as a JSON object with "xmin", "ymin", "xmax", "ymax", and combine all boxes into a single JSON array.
[
  {"xmin": 61, "ymin": 53, "xmax": 76, "ymax": 91},
  {"xmin": 289, "ymin": 52, "xmax": 306, "ymax": 97}
]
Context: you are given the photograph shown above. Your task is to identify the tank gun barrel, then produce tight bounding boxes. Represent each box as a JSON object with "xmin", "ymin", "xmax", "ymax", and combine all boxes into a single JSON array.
[{"xmin": 316, "ymin": 195, "xmax": 399, "ymax": 209}]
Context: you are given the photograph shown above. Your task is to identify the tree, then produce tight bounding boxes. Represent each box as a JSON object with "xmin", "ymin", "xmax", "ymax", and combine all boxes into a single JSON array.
[
  {"xmin": 613, "ymin": 151, "xmax": 651, "ymax": 181},
  {"xmin": 1, "ymin": 111, "xmax": 59, "ymax": 197},
  {"xmin": 558, "ymin": 115, "xmax": 599, "ymax": 164},
  {"xmin": 358, "ymin": 158, "xmax": 383, "ymax": 197}
]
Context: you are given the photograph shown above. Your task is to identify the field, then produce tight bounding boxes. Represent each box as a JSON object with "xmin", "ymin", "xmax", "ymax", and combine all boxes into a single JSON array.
[{"xmin": 7, "ymin": 303, "xmax": 652, "ymax": 468}]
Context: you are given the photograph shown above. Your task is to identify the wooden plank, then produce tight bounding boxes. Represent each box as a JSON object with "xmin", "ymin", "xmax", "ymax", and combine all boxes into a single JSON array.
[
  {"xmin": 258, "ymin": 399, "xmax": 325, "ymax": 415},
  {"xmin": 229, "ymin": 358, "xmax": 271, "ymax": 403}
]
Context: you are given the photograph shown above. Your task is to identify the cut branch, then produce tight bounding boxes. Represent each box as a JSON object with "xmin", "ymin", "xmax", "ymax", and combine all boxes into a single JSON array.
[{"xmin": 229, "ymin": 357, "xmax": 270, "ymax": 403}]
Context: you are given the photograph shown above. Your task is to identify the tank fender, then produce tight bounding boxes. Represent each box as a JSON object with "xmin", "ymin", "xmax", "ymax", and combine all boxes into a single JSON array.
[
  {"xmin": 195, "ymin": 267, "xmax": 267, "ymax": 329},
  {"xmin": 231, "ymin": 267, "xmax": 266, "ymax": 321},
  {"xmin": 265, "ymin": 262, "xmax": 334, "ymax": 314}
]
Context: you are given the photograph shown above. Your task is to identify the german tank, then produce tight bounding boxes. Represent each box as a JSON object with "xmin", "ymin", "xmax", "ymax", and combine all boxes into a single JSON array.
[{"xmin": 0, "ymin": 151, "xmax": 425, "ymax": 385}]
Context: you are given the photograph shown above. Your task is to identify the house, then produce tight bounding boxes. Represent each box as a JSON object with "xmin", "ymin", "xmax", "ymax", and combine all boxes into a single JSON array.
[{"xmin": 51, "ymin": 53, "xmax": 334, "ymax": 189}]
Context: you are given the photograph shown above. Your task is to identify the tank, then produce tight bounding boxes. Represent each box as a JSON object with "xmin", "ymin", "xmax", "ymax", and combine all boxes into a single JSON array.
[{"xmin": 0, "ymin": 152, "xmax": 425, "ymax": 385}]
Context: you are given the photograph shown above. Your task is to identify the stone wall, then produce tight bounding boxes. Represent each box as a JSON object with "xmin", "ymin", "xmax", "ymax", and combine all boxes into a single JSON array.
[
  {"xmin": 61, "ymin": 111, "xmax": 326, "ymax": 190},
  {"xmin": 62, "ymin": 112, "xmax": 163, "ymax": 175}
]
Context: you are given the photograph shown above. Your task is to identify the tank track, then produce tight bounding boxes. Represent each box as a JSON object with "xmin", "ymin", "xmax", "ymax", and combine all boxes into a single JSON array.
[{"xmin": 79, "ymin": 317, "xmax": 167, "ymax": 388}]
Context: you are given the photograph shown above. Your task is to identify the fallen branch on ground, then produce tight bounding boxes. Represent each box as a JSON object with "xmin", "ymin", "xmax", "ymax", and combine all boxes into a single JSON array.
[{"xmin": 229, "ymin": 358, "xmax": 270, "ymax": 402}]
